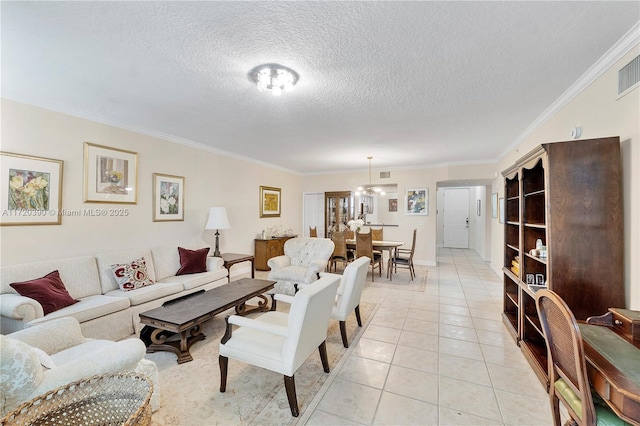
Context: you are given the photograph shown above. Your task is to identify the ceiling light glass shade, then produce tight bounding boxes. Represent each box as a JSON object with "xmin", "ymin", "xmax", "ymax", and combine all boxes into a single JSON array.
[
  {"xmin": 357, "ymin": 156, "xmax": 384, "ymax": 196},
  {"xmin": 249, "ymin": 64, "xmax": 299, "ymax": 96}
]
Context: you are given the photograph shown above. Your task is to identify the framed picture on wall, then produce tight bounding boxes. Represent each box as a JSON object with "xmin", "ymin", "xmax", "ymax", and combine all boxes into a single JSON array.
[
  {"xmin": 260, "ymin": 185, "xmax": 281, "ymax": 218},
  {"xmin": 389, "ymin": 198, "xmax": 398, "ymax": 212},
  {"xmin": 83, "ymin": 142, "xmax": 137, "ymax": 204},
  {"xmin": 0, "ymin": 151, "xmax": 64, "ymax": 226},
  {"xmin": 405, "ymin": 188, "xmax": 428, "ymax": 215},
  {"xmin": 153, "ymin": 173, "xmax": 184, "ymax": 222},
  {"xmin": 499, "ymin": 197, "xmax": 505, "ymax": 224}
]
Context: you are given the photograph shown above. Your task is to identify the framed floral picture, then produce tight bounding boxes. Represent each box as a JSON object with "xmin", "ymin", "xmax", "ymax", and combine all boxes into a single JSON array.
[
  {"xmin": 404, "ymin": 188, "xmax": 428, "ymax": 215},
  {"xmin": 83, "ymin": 142, "xmax": 137, "ymax": 204},
  {"xmin": 153, "ymin": 173, "xmax": 184, "ymax": 221},
  {"xmin": 260, "ymin": 186, "xmax": 281, "ymax": 218},
  {"xmin": 1, "ymin": 151, "xmax": 64, "ymax": 226}
]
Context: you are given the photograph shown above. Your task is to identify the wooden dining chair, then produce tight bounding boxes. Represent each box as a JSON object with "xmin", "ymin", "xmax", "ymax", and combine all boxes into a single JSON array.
[
  {"xmin": 535, "ymin": 289, "xmax": 628, "ymax": 426},
  {"xmin": 370, "ymin": 228, "xmax": 383, "ymax": 241},
  {"xmin": 391, "ymin": 228, "xmax": 416, "ymax": 280},
  {"xmin": 329, "ymin": 231, "xmax": 353, "ymax": 272},
  {"xmin": 355, "ymin": 231, "xmax": 382, "ymax": 281},
  {"xmin": 309, "ymin": 227, "xmax": 318, "ymax": 237}
]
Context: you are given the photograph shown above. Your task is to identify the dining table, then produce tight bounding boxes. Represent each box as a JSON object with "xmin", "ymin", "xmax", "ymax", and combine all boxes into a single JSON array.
[{"xmin": 345, "ymin": 239, "xmax": 404, "ymax": 279}]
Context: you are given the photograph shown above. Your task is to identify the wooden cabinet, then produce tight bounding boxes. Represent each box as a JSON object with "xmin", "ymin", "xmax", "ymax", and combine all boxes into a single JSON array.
[
  {"xmin": 324, "ymin": 191, "xmax": 355, "ymax": 238},
  {"xmin": 254, "ymin": 236, "xmax": 296, "ymax": 271},
  {"xmin": 501, "ymin": 137, "xmax": 624, "ymax": 386}
]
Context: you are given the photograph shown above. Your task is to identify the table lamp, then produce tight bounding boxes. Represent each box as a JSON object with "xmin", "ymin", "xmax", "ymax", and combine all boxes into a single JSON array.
[{"xmin": 205, "ymin": 207, "xmax": 230, "ymax": 257}]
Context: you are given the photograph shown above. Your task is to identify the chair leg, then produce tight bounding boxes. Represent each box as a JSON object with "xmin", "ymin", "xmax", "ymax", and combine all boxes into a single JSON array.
[
  {"xmin": 219, "ymin": 355, "xmax": 228, "ymax": 392},
  {"xmin": 318, "ymin": 340, "xmax": 330, "ymax": 373},
  {"xmin": 283, "ymin": 375, "xmax": 299, "ymax": 417},
  {"xmin": 550, "ymin": 393, "xmax": 561, "ymax": 426},
  {"xmin": 370, "ymin": 264, "xmax": 375, "ymax": 282},
  {"xmin": 339, "ymin": 321, "xmax": 349, "ymax": 348},
  {"xmin": 355, "ymin": 305, "xmax": 362, "ymax": 327}
]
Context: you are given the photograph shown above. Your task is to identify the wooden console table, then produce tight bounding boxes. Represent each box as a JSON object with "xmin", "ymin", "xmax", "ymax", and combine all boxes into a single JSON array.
[{"xmin": 254, "ymin": 235, "xmax": 296, "ymax": 271}]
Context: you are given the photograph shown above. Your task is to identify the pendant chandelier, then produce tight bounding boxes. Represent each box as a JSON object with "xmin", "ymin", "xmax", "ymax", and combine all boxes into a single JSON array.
[
  {"xmin": 356, "ymin": 156, "xmax": 385, "ymax": 196},
  {"xmin": 249, "ymin": 63, "xmax": 299, "ymax": 96}
]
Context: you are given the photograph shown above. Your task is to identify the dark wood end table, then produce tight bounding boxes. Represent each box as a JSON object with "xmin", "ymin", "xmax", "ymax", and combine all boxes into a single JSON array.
[{"xmin": 220, "ymin": 253, "xmax": 255, "ymax": 278}]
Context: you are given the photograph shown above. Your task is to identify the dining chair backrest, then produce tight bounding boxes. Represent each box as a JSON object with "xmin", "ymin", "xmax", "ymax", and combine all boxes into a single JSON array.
[
  {"xmin": 535, "ymin": 289, "xmax": 596, "ymax": 426},
  {"xmin": 345, "ymin": 229, "xmax": 354, "ymax": 240},
  {"xmin": 371, "ymin": 228, "xmax": 383, "ymax": 241},
  {"xmin": 355, "ymin": 231, "xmax": 374, "ymax": 260},
  {"xmin": 330, "ymin": 231, "xmax": 348, "ymax": 260},
  {"xmin": 309, "ymin": 227, "xmax": 317, "ymax": 237},
  {"xmin": 406, "ymin": 228, "xmax": 417, "ymax": 258}
]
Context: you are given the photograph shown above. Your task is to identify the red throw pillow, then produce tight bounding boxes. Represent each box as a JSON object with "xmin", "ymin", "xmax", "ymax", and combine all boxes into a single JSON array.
[
  {"xmin": 10, "ymin": 270, "xmax": 79, "ymax": 315},
  {"xmin": 176, "ymin": 247, "xmax": 210, "ymax": 275}
]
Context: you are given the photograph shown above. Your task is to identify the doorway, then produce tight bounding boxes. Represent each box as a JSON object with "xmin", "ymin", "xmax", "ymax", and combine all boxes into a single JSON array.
[
  {"xmin": 303, "ymin": 192, "xmax": 324, "ymax": 237},
  {"xmin": 443, "ymin": 188, "xmax": 470, "ymax": 248}
]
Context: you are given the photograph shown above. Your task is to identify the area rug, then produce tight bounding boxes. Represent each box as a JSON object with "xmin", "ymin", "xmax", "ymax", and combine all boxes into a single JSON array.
[
  {"xmin": 147, "ymin": 301, "xmax": 376, "ymax": 426},
  {"xmin": 331, "ymin": 264, "xmax": 428, "ymax": 292}
]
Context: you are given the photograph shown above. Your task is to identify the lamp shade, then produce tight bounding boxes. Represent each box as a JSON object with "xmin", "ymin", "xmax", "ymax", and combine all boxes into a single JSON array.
[{"xmin": 205, "ymin": 207, "xmax": 230, "ymax": 230}]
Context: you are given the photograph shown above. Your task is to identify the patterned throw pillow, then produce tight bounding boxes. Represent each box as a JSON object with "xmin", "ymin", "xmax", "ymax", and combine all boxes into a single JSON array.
[
  {"xmin": 110, "ymin": 257, "xmax": 154, "ymax": 291},
  {"xmin": 10, "ymin": 270, "xmax": 79, "ymax": 315}
]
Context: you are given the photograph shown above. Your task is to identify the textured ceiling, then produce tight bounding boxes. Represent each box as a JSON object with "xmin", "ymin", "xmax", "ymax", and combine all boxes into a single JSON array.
[{"xmin": 2, "ymin": 2, "xmax": 638, "ymax": 174}]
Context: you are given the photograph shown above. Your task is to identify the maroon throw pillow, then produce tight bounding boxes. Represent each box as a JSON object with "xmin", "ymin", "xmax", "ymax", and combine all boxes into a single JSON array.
[
  {"xmin": 10, "ymin": 270, "xmax": 79, "ymax": 315},
  {"xmin": 176, "ymin": 247, "xmax": 210, "ymax": 275}
]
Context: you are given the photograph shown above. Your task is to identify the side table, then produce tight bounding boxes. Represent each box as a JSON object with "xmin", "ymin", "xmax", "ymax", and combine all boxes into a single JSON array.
[{"xmin": 220, "ymin": 253, "xmax": 255, "ymax": 278}]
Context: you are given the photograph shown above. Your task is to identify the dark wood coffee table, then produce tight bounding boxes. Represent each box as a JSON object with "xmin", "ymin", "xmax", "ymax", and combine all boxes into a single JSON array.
[{"xmin": 139, "ymin": 278, "xmax": 275, "ymax": 363}]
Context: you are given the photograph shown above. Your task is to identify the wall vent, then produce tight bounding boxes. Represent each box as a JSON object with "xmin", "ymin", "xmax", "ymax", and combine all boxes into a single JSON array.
[
  {"xmin": 379, "ymin": 171, "xmax": 391, "ymax": 179},
  {"xmin": 618, "ymin": 54, "xmax": 640, "ymax": 96}
]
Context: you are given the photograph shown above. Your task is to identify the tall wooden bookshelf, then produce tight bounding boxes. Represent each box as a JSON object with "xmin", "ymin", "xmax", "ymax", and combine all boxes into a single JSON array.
[{"xmin": 501, "ymin": 137, "xmax": 624, "ymax": 387}]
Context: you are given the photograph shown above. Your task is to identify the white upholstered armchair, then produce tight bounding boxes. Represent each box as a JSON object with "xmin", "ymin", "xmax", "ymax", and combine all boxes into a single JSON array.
[
  {"xmin": 218, "ymin": 274, "xmax": 340, "ymax": 417},
  {"xmin": 0, "ymin": 317, "xmax": 160, "ymax": 416},
  {"xmin": 321, "ymin": 256, "xmax": 370, "ymax": 348},
  {"xmin": 267, "ymin": 237, "xmax": 335, "ymax": 295}
]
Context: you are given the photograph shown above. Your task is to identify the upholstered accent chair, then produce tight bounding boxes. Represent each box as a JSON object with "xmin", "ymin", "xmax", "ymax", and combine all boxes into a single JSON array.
[
  {"xmin": 0, "ymin": 317, "xmax": 160, "ymax": 416},
  {"xmin": 322, "ymin": 256, "xmax": 370, "ymax": 348},
  {"xmin": 355, "ymin": 231, "xmax": 382, "ymax": 281},
  {"xmin": 535, "ymin": 289, "xmax": 628, "ymax": 426},
  {"xmin": 268, "ymin": 237, "xmax": 335, "ymax": 295},
  {"xmin": 218, "ymin": 274, "xmax": 340, "ymax": 417}
]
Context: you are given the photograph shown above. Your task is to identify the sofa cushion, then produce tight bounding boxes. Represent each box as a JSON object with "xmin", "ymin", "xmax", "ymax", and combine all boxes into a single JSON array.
[
  {"xmin": 1, "ymin": 256, "xmax": 102, "ymax": 300},
  {"xmin": 95, "ymin": 249, "xmax": 157, "ymax": 295},
  {"xmin": 104, "ymin": 282, "xmax": 183, "ymax": 306},
  {"xmin": 176, "ymin": 247, "xmax": 209, "ymax": 275},
  {"xmin": 110, "ymin": 257, "xmax": 155, "ymax": 291},
  {"xmin": 27, "ymin": 295, "xmax": 130, "ymax": 327},
  {"xmin": 0, "ymin": 335, "xmax": 43, "ymax": 414},
  {"xmin": 151, "ymin": 242, "xmax": 212, "ymax": 281},
  {"xmin": 158, "ymin": 269, "xmax": 228, "ymax": 291},
  {"xmin": 50, "ymin": 339, "xmax": 115, "ymax": 366},
  {"xmin": 10, "ymin": 271, "xmax": 79, "ymax": 315}
]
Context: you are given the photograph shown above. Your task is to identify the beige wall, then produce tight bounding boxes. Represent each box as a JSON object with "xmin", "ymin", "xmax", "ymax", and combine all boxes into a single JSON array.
[
  {"xmin": 1, "ymin": 99, "xmax": 302, "ymax": 266},
  {"xmin": 489, "ymin": 46, "xmax": 640, "ymax": 309}
]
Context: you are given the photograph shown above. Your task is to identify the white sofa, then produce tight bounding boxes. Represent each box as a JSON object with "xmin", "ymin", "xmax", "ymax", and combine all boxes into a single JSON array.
[
  {"xmin": 0, "ymin": 317, "xmax": 160, "ymax": 416},
  {"xmin": 0, "ymin": 242, "xmax": 229, "ymax": 341}
]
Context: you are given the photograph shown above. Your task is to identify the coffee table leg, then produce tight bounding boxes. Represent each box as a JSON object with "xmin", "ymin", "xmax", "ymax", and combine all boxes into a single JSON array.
[
  {"xmin": 235, "ymin": 294, "xmax": 271, "ymax": 315},
  {"xmin": 141, "ymin": 324, "xmax": 205, "ymax": 364}
]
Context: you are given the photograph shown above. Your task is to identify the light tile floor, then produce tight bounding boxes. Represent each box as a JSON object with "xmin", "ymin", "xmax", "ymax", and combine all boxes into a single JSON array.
[{"xmin": 297, "ymin": 248, "xmax": 553, "ymax": 426}]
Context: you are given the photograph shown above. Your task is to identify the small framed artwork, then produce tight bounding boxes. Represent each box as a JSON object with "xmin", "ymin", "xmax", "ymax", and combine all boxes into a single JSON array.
[
  {"xmin": 499, "ymin": 197, "xmax": 505, "ymax": 224},
  {"xmin": 536, "ymin": 274, "xmax": 545, "ymax": 285},
  {"xmin": 526, "ymin": 274, "xmax": 535, "ymax": 285},
  {"xmin": 389, "ymin": 198, "xmax": 398, "ymax": 212},
  {"xmin": 405, "ymin": 188, "xmax": 428, "ymax": 215},
  {"xmin": 0, "ymin": 152, "xmax": 64, "ymax": 226},
  {"xmin": 492, "ymin": 193, "xmax": 498, "ymax": 218},
  {"xmin": 260, "ymin": 186, "xmax": 281, "ymax": 218},
  {"xmin": 477, "ymin": 199, "xmax": 481, "ymax": 216},
  {"xmin": 153, "ymin": 173, "xmax": 184, "ymax": 222},
  {"xmin": 361, "ymin": 195, "xmax": 373, "ymax": 214},
  {"xmin": 84, "ymin": 142, "xmax": 137, "ymax": 204}
]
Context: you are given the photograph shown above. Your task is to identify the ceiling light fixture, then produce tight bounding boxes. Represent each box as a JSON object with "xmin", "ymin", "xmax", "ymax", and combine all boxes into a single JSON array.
[
  {"xmin": 356, "ymin": 156, "xmax": 385, "ymax": 196},
  {"xmin": 249, "ymin": 63, "xmax": 299, "ymax": 96}
]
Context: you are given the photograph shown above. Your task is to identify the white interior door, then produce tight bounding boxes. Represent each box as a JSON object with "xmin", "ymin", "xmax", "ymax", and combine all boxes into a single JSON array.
[
  {"xmin": 443, "ymin": 188, "xmax": 470, "ymax": 248},
  {"xmin": 303, "ymin": 193, "xmax": 324, "ymax": 237}
]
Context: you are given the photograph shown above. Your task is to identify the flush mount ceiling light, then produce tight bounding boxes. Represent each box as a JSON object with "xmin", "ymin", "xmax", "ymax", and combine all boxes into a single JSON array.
[
  {"xmin": 249, "ymin": 63, "xmax": 299, "ymax": 96},
  {"xmin": 356, "ymin": 156, "xmax": 385, "ymax": 196}
]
